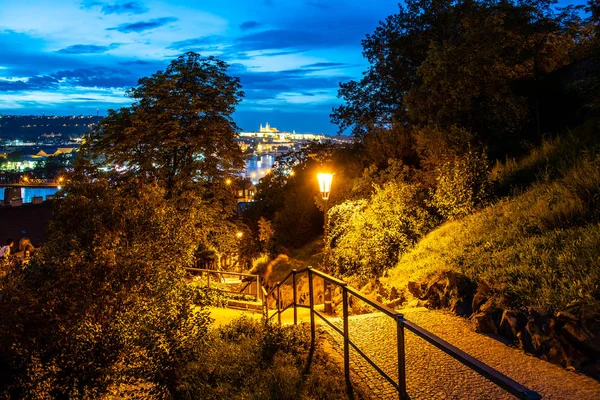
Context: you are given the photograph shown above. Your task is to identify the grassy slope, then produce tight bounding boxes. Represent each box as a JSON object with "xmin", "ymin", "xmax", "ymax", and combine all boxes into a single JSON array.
[{"xmin": 383, "ymin": 120, "xmax": 600, "ymax": 313}]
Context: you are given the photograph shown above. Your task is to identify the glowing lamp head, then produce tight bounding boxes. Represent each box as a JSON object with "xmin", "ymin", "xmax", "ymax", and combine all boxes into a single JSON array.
[
  {"xmin": 225, "ymin": 178, "xmax": 232, "ymax": 185},
  {"xmin": 317, "ymin": 173, "xmax": 333, "ymax": 201},
  {"xmin": 236, "ymin": 231, "xmax": 244, "ymax": 239}
]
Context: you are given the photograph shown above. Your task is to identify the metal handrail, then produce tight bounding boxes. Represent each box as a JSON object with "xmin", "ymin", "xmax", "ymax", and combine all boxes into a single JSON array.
[{"xmin": 264, "ymin": 266, "xmax": 542, "ymax": 400}]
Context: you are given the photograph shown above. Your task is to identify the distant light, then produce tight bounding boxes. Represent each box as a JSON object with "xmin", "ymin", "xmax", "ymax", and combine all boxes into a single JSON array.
[
  {"xmin": 225, "ymin": 178, "xmax": 232, "ymax": 185},
  {"xmin": 236, "ymin": 231, "xmax": 243, "ymax": 238},
  {"xmin": 289, "ymin": 170, "xmax": 295, "ymax": 177}
]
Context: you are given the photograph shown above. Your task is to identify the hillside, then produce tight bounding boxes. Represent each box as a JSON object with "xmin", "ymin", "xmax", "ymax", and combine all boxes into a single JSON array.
[
  {"xmin": 383, "ymin": 120, "xmax": 600, "ymax": 313},
  {"xmin": 379, "ymin": 120, "xmax": 600, "ymax": 376}
]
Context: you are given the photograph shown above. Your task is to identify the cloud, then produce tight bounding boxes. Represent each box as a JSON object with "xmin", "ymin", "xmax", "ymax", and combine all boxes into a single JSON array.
[
  {"xmin": 57, "ymin": 43, "xmax": 121, "ymax": 54},
  {"xmin": 302, "ymin": 62, "xmax": 347, "ymax": 69},
  {"xmin": 0, "ymin": 76, "xmax": 59, "ymax": 92},
  {"xmin": 107, "ymin": 17, "xmax": 178, "ymax": 33},
  {"xmin": 81, "ymin": 1, "xmax": 148, "ymax": 15},
  {"xmin": 240, "ymin": 21, "xmax": 262, "ymax": 31},
  {"xmin": 168, "ymin": 36, "xmax": 223, "ymax": 51},
  {"xmin": 51, "ymin": 66, "xmax": 137, "ymax": 88}
]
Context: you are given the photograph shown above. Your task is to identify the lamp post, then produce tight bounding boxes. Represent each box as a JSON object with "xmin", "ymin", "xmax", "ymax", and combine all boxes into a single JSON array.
[{"xmin": 317, "ymin": 172, "xmax": 333, "ymax": 314}]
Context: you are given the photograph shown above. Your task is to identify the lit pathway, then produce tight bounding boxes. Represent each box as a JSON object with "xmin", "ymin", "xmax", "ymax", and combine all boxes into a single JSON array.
[{"xmin": 314, "ymin": 308, "xmax": 600, "ymax": 400}]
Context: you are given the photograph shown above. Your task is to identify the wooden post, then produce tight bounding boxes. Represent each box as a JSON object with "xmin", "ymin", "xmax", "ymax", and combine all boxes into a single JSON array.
[
  {"xmin": 397, "ymin": 315, "xmax": 407, "ymax": 400},
  {"xmin": 308, "ymin": 268, "xmax": 315, "ymax": 345},
  {"xmin": 343, "ymin": 286, "xmax": 350, "ymax": 386},
  {"xmin": 292, "ymin": 269, "xmax": 298, "ymax": 325}
]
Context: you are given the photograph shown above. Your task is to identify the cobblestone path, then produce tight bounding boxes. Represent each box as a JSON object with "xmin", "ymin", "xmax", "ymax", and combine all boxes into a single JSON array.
[{"xmin": 322, "ymin": 308, "xmax": 600, "ymax": 400}]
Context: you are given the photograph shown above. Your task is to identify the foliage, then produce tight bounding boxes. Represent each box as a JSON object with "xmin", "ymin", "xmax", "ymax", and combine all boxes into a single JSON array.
[
  {"xmin": 247, "ymin": 141, "xmax": 363, "ymax": 250},
  {"xmin": 258, "ymin": 217, "xmax": 275, "ymax": 255},
  {"xmin": 431, "ymin": 149, "xmax": 491, "ymax": 219},
  {"xmin": 0, "ymin": 179, "xmax": 211, "ymax": 398},
  {"xmin": 328, "ymin": 181, "xmax": 434, "ymax": 278},
  {"xmin": 86, "ymin": 52, "xmax": 244, "ymax": 203},
  {"xmin": 175, "ymin": 318, "xmax": 359, "ymax": 400},
  {"xmin": 350, "ymin": 158, "xmax": 414, "ymax": 200},
  {"xmin": 384, "ymin": 124, "xmax": 600, "ymax": 313},
  {"xmin": 332, "ymin": 0, "xmax": 594, "ymax": 151}
]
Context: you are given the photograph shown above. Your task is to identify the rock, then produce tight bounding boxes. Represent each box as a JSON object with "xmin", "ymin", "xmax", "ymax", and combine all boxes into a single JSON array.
[
  {"xmin": 581, "ymin": 363, "xmax": 600, "ymax": 381},
  {"xmin": 561, "ymin": 318, "xmax": 600, "ymax": 358},
  {"xmin": 471, "ymin": 311, "xmax": 499, "ymax": 335},
  {"xmin": 406, "ymin": 299, "xmax": 426, "ymax": 308},
  {"xmin": 385, "ymin": 298, "xmax": 405, "ymax": 308},
  {"xmin": 389, "ymin": 286, "xmax": 400, "ymax": 301},
  {"xmin": 407, "ymin": 281, "xmax": 424, "ymax": 298},
  {"xmin": 472, "ymin": 281, "xmax": 493, "ymax": 314},
  {"xmin": 499, "ymin": 310, "xmax": 522, "ymax": 342}
]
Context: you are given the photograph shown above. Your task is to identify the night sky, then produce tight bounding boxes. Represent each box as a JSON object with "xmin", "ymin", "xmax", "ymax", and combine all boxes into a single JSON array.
[{"xmin": 0, "ymin": 0, "xmax": 589, "ymax": 134}]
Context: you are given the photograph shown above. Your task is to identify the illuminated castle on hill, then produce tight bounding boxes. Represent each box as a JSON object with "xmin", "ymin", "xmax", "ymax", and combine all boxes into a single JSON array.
[{"xmin": 240, "ymin": 123, "xmax": 324, "ymax": 141}]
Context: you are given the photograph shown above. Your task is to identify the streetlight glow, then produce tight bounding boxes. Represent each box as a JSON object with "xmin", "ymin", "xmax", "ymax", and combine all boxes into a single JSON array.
[
  {"xmin": 317, "ymin": 173, "xmax": 333, "ymax": 200},
  {"xmin": 236, "ymin": 231, "xmax": 243, "ymax": 238}
]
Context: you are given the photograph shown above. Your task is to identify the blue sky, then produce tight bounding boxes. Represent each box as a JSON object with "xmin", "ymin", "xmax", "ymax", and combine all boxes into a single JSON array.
[{"xmin": 0, "ymin": 0, "xmax": 590, "ymax": 134}]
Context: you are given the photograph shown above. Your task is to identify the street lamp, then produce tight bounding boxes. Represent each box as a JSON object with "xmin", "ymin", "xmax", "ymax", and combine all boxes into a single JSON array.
[{"xmin": 317, "ymin": 172, "xmax": 333, "ymax": 314}]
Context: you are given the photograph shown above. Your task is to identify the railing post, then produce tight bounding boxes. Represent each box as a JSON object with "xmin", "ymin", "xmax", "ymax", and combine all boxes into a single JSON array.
[
  {"xmin": 396, "ymin": 314, "xmax": 407, "ymax": 400},
  {"xmin": 264, "ymin": 289, "xmax": 269, "ymax": 321},
  {"xmin": 256, "ymin": 275, "xmax": 260, "ymax": 301},
  {"xmin": 308, "ymin": 268, "xmax": 315, "ymax": 345},
  {"xmin": 277, "ymin": 283, "xmax": 282, "ymax": 325},
  {"xmin": 324, "ymin": 279, "xmax": 332, "ymax": 314},
  {"xmin": 292, "ymin": 269, "xmax": 298, "ymax": 325},
  {"xmin": 207, "ymin": 271, "xmax": 210, "ymax": 289},
  {"xmin": 342, "ymin": 286, "xmax": 350, "ymax": 386}
]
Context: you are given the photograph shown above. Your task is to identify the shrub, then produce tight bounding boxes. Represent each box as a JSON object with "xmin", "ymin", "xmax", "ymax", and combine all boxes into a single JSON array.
[
  {"xmin": 431, "ymin": 149, "xmax": 491, "ymax": 219},
  {"xmin": 328, "ymin": 181, "xmax": 434, "ymax": 278},
  {"xmin": 176, "ymin": 318, "xmax": 355, "ymax": 400}
]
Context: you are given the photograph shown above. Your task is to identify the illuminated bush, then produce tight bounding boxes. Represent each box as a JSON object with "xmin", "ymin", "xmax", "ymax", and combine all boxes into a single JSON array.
[
  {"xmin": 328, "ymin": 181, "xmax": 434, "ymax": 278},
  {"xmin": 431, "ymin": 150, "xmax": 491, "ymax": 219}
]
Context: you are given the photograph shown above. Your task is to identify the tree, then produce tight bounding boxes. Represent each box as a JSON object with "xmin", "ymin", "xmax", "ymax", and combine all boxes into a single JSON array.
[
  {"xmin": 332, "ymin": 0, "xmax": 590, "ymax": 151},
  {"xmin": 0, "ymin": 179, "xmax": 210, "ymax": 398},
  {"xmin": 86, "ymin": 52, "xmax": 244, "ymax": 202}
]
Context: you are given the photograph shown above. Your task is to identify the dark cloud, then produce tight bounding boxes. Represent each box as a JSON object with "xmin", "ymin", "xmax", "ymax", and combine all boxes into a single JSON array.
[
  {"xmin": 302, "ymin": 62, "xmax": 347, "ymax": 68},
  {"xmin": 118, "ymin": 59, "xmax": 152, "ymax": 65},
  {"xmin": 102, "ymin": 1, "xmax": 148, "ymax": 14},
  {"xmin": 51, "ymin": 66, "xmax": 137, "ymax": 88},
  {"xmin": 240, "ymin": 21, "xmax": 262, "ymax": 31},
  {"xmin": 168, "ymin": 36, "xmax": 223, "ymax": 51},
  {"xmin": 81, "ymin": 1, "xmax": 148, "ymax": 15},
  {"xmin": 0, "ymin": 76, "xmax": 59, "ymax": 92},
  {"xmin": 57, "ymin": 43, "xmax": 121, "ymax": 54},
  {"xmin": 107, "ymin": 17, "xmax": 178, "ymax": 33}
]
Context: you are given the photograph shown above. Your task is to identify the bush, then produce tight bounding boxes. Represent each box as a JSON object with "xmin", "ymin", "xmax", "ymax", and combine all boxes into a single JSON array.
[
  {"xmin": 431, "ymin": 149, "xmax": 491, "ymax": 219},
  {"xmin": 328, "ymin": 181, "xmax": 434, "ymax": 278},
  {"xmin": 176, "ymin": 318, "xmax": 356, "ymax": 400}
]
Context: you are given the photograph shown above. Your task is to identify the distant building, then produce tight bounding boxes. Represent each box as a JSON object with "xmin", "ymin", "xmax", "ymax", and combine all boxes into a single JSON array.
[{"xmin": 232, "ymin": 178, "xmax": 256, "ymax": 203}]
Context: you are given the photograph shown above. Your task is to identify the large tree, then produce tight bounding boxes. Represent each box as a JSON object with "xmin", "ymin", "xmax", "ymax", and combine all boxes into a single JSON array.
[
  {"xmin": 332, "ymin": 0, "xmax": 590, "ymax": 145},
  {"xmin": 87, "ymin": 52, "xmax": 244, "ymax": 202}
]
